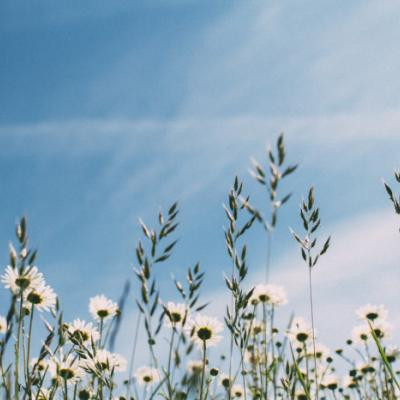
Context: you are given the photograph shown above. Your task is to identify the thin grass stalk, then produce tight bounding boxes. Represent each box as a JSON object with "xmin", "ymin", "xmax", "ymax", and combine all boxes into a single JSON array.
[
  {"xmin": 265, "ymin": 230, "xmax": 272, "ymax": 283},
  {"xmin": 166, "ymin": 328, "xmax": 176, "ymax": 398},
  {"xmin": 127, "ymin": 312, "xmax": 141, "ymax": 400},
  {"xmin": 308, "ymin": 265, "xmax": 319, "ymax": 399}
]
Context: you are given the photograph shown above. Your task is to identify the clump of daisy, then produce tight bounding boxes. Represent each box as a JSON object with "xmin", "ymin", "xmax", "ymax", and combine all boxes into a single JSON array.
[
  {"xmin": 48, "ymin": 352, "xmax": 85, "ymax": 385},
  {"xmin": 89, "ymin": 294, "xmax": 119, "ymax": 321},
  {"xmin": 186, "ymin": 314, "xmax": 223, "ymax": 348},
  {"xmin": 1, "ymin": 265, "xmax": 44, "ymax": 295},
  {"xmin": 356, "ymin": 304, "xmax": 388, "ymax": 322},
  {"xmin": 163, "ymin": 302, "xmax": 187, "ymax": 328},
  {"xmin": 0, "ymin": 315, "xmax": 7, "ymax": 334},
  {"xmin": 351, "ymin": 320, "xmax": 392, "ymax": 344},
  {"xmin": 250, "ymin": 283, "xmax": 288, "ymax": 307},
  {"xmin": 134, "ymin": 366, "xmax": 160, "ymax": 386},
  {"xmin": 67, "ymin": 319, "xmax": 100, "ymax": 344}
]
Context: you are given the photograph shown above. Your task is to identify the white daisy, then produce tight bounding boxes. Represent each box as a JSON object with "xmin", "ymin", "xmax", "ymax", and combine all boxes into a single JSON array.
[
  {"xmin": 67, "ymin": 319, "xmax": 100, "ymax": 344},
  {"xmin": 250, "ymin": 284, "xmax": 288, "ymax": 307},
  {"xmin": 89, "ymin": 295, "xmax": 118, "ymax": 321},
  {"xmin": 0, "ymin": 315, "xmax": 7, "ymax": 334},
  {"xmin": 231, "ymin": 384, "xmax": 245, "ymax": 398},
  {"xmin": 164, "ymin": 302, "xmax": 187, "ymax": 328},
  {"xmin": 356, "ymin": 304, "xmax": 388, "ymax": 322},
  {"xmin": 185, "ymin": 314, "xmax": 223, "ymax": 348},
  {"xmin": 244, "ymin": 348, "xmax": 265, "ymax": 365},
  {"xmin": 83, "ymin": 349, "xmax": 126, "ymax": 373},
  {"xmin": 306, "ymin": 343, "xmax": 330, "ymax": 360},
  {"xmin": 386, "ymin": 345, "xmax": 400, "ymax": 362},
  {"xmin": 1, "ymin": 265, "xmax": 44, "ymax": 295},
  {"xmin": 287, "ymin": 317, "xmax": 314, "ymax": 347},
  {"xmin": 48, "ymin": 352, "xmax": 84, "ymax": 385},
  {"xmin": 342, "ymin": 375, "xmax": 357, "ymax": 389},
  {"xmin": 321, "ymin": 373, "xmax": 338, "ymax": 390},
  {"xmin": 219, "ymin": 373, "xmax": 231, "ymax": 389},
  {"xmin": 187, "ymin": 360, "xmax": 204, "ymax": 375},
  {"xmin": 351, "ymin": 324, "xmax": 370, "ymax": 344},
  {"xmin": 31, "ymin": 357, "xmax": 48, "ymax": 373},
  {"xmin": 25, "ymin": 284, "xmax": 57, "ymax": 312},
  {"xmin": 370, "ymin": 319, "xmax": 392, "ymax": 340},
  {"xmin": 245, "ymin": 319, "xmax": 265, "ymax": 336},
  {"xmin": 134, "ymin": 366, "xmax": 160, "ymax": 386}
]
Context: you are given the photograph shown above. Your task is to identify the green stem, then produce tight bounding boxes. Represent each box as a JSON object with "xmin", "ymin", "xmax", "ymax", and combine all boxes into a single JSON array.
[
  {"xmin": 262, "ymin": 303, "xmax": 268, "ymax": 400},
  {"xmin": 26, "ymin": 306, "xmax": 35, "ymax": 395},
  {"xmin": 99, "ymin": 318, "xmax": 104, "ymax": 349},
  {"xmin": 308, "ymin": 266, "xmax": 319, "ymax": 399},
  {"xmin": 166, "ymin": 328, "xmax": 176, "ymax": 399},
  {"xmin": 199, "ymin": 341, "xmax": 207, "ymax": 400},
  {"xmin": 15, "ymin": 293, "xmax": 24, "ymax": 400},
  {"xmin": 63, "ymin": 378, "xmax": 68, "ymax": 400}
]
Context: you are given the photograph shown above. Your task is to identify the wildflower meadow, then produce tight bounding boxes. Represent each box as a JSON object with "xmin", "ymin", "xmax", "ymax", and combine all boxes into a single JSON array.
[{"xmin": 0, "ymin": 134, "xmax": 398, "ymax": 400}]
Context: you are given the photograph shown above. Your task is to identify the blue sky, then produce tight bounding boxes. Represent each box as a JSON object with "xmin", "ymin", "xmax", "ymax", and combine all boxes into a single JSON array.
[{"xmin": 1, "ymin": 0, "xmax": 400, "ymax": 360}]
